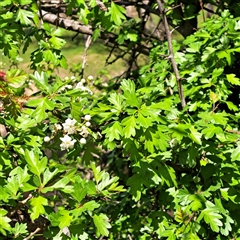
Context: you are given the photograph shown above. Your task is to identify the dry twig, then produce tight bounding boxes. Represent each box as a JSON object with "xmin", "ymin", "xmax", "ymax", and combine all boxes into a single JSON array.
[
  {"xmin": 23, "ymin": 227, "xmax": 41, "ymax": 240},
  {"xmin": 156, "ymin": 0, "xmax": 186, "ymax": 108}
]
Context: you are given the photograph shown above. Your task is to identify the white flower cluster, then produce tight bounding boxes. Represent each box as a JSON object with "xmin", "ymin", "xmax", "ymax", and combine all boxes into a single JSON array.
[
  {"xmin": 76, "ymin": 76, "xmax": 93, "ymax": 95},
  {"xmin": 57, "ymin": 75, "xmax": 93, "ymax": 94},
  {"xmin": 44, "ymin": 115, "xmax": 92, "ymax": 151},
  {"xmin": 58, "ymin": 84, "xmax": 72, "ymax": 92}
]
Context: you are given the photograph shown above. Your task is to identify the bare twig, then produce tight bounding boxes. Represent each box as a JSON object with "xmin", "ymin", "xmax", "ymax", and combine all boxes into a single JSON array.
[
  {"xmin": 165, "ymin": 4, "xmax": 182, "ymax": 13},
  {"xmin": 80, "ymin": 35, "xmax": 92, "ymax": 78},
  {"xmin": 96, "ymin": 0, "xmax": 107, "ymax": 11},
  {"xmin": 128, "ymin": 234, "xmax": 133, "ymax": 240},
  {"xmin": 19, "ymin": 193, "xmax": 33, "ymax": 205},
  {"xmin": 203, "ymin": 6, "xmax": 215, "ymax": 15},
  {"xmin": 211, "ymin": 103, "xmax": 220, "ymax": 113},
  {"xmin": 170, "ymin": 25, "xmax": 180, "ymax": 34},
  {"xmin": 23, "ymin": 227, "xmax": 41, "ymax": 240},
  {"xmin": 200, "ymin": 0, "xmax": 205, "ymax": 22},
  {"xmin": 37, "ymin": 0, "xmax": 44, "ymax": 28},
  {"xmin": 156, "ymin": 0, "xmax": 186, "ymax": 108}
]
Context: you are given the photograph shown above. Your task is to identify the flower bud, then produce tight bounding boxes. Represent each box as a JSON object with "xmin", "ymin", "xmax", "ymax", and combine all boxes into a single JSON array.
[
  {"xmin": 84, "ymin": 114, "xmax": 91, "ymax": 121},
  {"xmin": 80, "ymin": 138, "xmax": 86, "ymax": 144}
]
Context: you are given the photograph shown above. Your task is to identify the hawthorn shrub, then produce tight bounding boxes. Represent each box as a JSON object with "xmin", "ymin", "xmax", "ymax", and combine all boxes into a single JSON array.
[{"xmin": 1, "ymin": 1, "xmax": 240, "ymax": 239}]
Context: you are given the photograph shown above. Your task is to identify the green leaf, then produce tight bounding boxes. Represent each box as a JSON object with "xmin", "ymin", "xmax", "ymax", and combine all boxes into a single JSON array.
[
  {"xmin": 201, "ymin": 47, "xmax": 216, "ymax": 61},
  {"xmin": 189, "ymin": 194, "xmax": 205, "ymax": 211},
  {"xmin": 81, "ymin": 200, "xmax": 100, "ymax": 212},
  {"xmin": 12, "ymin": 223, "xmax": 28, "ymax": 237},
  {"xmin": 19, "ymin": 0, "xmax": 32, "ymax": 5},
  {"xmin": 124, "ymin": 90, "xmax": 140, "ymax": 108},
  {"xmin": 24, "ymin": 149, "xmax": 47, "ymax": 178},
  {"xmin": 127, "ymin": 174, "xmax": 142, "ymax": 201},
  {"xmin": 49, "ymin": 36, "xmax": 66, "ymax": 49},
  {"xmin": 0, "ymin": 209, "xmax": 11, "ymax": 236},
  {"xmin": 202, "ymin": 125, "xmax": 223, "ymax": 139},
  {"xmin": 197, "ymin": 202, "xmax": 223, "ymax": 232},
  {"xmin": 7, "ymin": 69, "xmax": 28, "ymax": 85},
  {"xmin": 225, "ymin": 101, "xmax": 238, "ymax": 111},
  {"xmin": 231, "ymin": 145, "xmax": 240, "ymax": 161},
  {"xmin": 16, "ymin": 9, "xmax": 34, "ymax": 25},
  {"xmin": 189, "ymin": 127, "xmax": 202, "ymax": 145},
  {"xmin": 127, "ymin": 32, "xmax": 138, "ymax": 42},
  {"xmin": 58, "ymin": 210, "xmax": 73, "ymax": 229},
  {"xmin": 102, "ymin": 121, "xmax": 123, "ymax": 141},
  {"xmin": 71, "ymin": 102, "xmax": 83, "ymax": 119},
  {"xmin": 30, "ymin": 71, "xmax": 50, "ymax": 93},
  {"xmin": 0, "ymin": 0, "xmax": 12, "ymax": 7},
  {"xmin": 42, "ymin": 168, "xmax": 59, "ymax": 188},
  {"xmin": 0, "ymin": 187, "xmax": 10, "ymax": 203},
  {"xmin": 110, "ymin": 2, "xmax": 126, "ymax": 26},
  {"xmin": 28, "ymin": 98, "xmax": 55, "ymax": 122},
  {"xmin": 93, "ymin": 214, "xmax": 111, "ymax": 237},
  {"xmin": 226, "ymin": 74, "xmax": 240, "ymax": 85},
  {"xmin": 97, "ymin": 172, "xmax": 118, "ymax": 191},
  {"xmin": 50, "ymin": 176, "xmax": 72, "ymax": 190},
  {"xmin": 108, "ymin": 92, "xmax": 124, "ymax": 113},
  {"xmin": 71, "ymin": 184, "xmax": 87, "ymax": 203},
  {"xmin": 137, "ymin": 112, "xmax": 153, "ymax": 128},
  {"xmin": 216, "ymin": 50, "xmax": 232, "ymax": 65},
  {"xmin": 122, "ymin": 116, "xmax": 137, "ymax": 138},
  {"xmin": 29, "ymin": 196, "xmax": 48, "ymax": 220},
  {"xmin": 86, "ymin": 181, "xmax": 96, "ymax": 195}
]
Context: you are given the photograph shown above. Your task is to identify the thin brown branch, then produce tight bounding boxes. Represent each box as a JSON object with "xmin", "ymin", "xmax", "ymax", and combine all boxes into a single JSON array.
[
  {"xmin": 96, "ymin": 0, "xmax": 107, "ymax": 11},
  {"xmin": 165, "ymin": 4, "xmax": 182, "ymax": 13},
  {"xmin": 200, "ymin": 0, "xmax": 206, "ymax": 22},
  {"xmin": 38, "ymin": 10, "xmax": 150, "ymax": 56},
  {"xmin": 80, "ymin": 35, "xmax": 92, "ymax": 78},
  {"xmin": 156, "ymin": 0, "xmax": 186, "ymax": 108},
  {"xmin": 23, "ymin": 227, "xmax": 41, "ymax": 240},
  {"xmin": 19, "ymin": 193, "xmax": 33, "ymax": 205}
]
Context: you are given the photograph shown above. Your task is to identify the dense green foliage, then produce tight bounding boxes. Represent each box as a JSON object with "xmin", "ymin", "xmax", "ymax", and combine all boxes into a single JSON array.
[{"xmin": 1, "ymin": 0, "xmax": 240, "ymax": 239}]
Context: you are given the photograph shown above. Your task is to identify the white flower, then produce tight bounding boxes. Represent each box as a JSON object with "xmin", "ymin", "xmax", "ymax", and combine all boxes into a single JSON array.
[
  {"xmin": 71, "ymin": 76, "xmax": 76, "ymax": 80},
  {"xmin": 85, "ymin": 121, "xmax": 91, "ymax": 127},
  {"xmin": 84, "ymin": 115, "xmax": 91, "ymax": 121},
  {"xmin": 44, "ymin": 136, "xmax": 51, "ymax": 142},
  {"xmin": 81, "ymin": 78, "xmax": 86, "ymax": 84},
  {"xmin": 62, "ymin": 118, "xmax": 77, "ymax": 134},
  {"xmin": 76, "ymin": 83, "xmax": 92, "ymax": 95},
  {"xmin": 80, "ymin": 125, "xmax": 89, "ymax": 137},
  {"xmin": 66, "ymin": 85, "xmax": 72, "ymax": 89},
  {"xmin": 80, "ymin": 138, "xmax": 86, "ymax": 144},
  {"xmin": 60, "ymin": 135, "xmax": 76, "ymax": 150},
  {"xmin": 87, "ymin": 75, "xmax": 94, "ymax": 80},
  {"xmin": 54, "ymin": 123, "xmax": 62, "ymax": 131},
  {"xmin": 76, "ymin": 82, "xmax": 83, "ymax": 89},
  {"xmin": 64, "ymin": 77, "xmax": 69, "ymax": 81}
]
